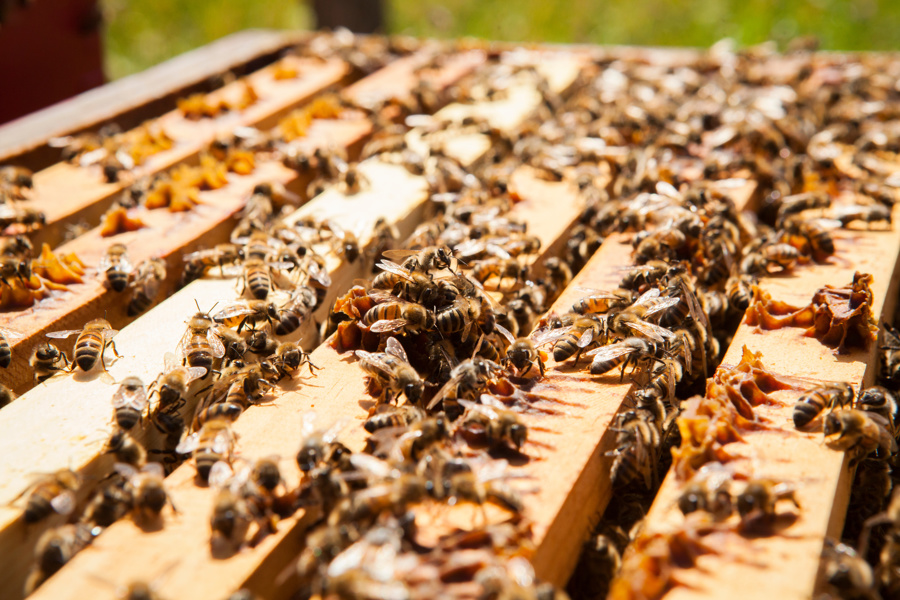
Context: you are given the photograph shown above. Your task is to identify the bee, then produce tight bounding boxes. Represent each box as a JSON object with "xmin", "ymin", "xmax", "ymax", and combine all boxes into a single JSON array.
[
  {"xmin": 355, "ymin": 337, "xmax": 425, "ymax": 405},
  {"xmin": 178, "ymin": 306, "xmax": 226, "ymax": 373},
  {"xmin": 620, "ymin": 260, "xmax": 668, "ymax": 292},
  {"xmin": 371, "ymin": 259, "xmax": 440, "ymax": 306},
  {"xmin": 82, "ymin": 475, "xmax": 133, "ymax": 529},
  {"xmin": 47, "ymin": 318, "xmax": 120, "ymax": 372},
  {"xmin": 329, "ymin": 469, "xmax": 427, "ymax": 526},
  {"xmin": 572, "ymin": 289, "xmax": 635, "ymax": 316},
  {"xmin": 99, "ymin": 243, "xmax": 132, "ymax": 292},
  {"xmin": 435, "ymin": 296, "xmax": 484, "ymax": 340},
  {"xmin": 457, "ymin": 398, "xmax": 527, "ymax": 451},
  {"xmin": 363, "ymin": 297, "xmax": 435, "ymax": 334},
  {"xmin": 0, "ymin": 234, "xmax": 33, "ymax": 259},
  {"xmin": 605, "ymin": 410, "xmax": 661, "ymax": 489},
  {"xmin": 326, "ymin": 220, "xmax": 361, "ymax": 263},
  {"xmin": 586, "ymin": 337, "xmax": 659, "ymax": 378},
  {"xmin": 274, "ymin": 341, "xmax": 317, "ymax": 378},
  {"xmin": 193, "ymin": 401, "xmax": 244, "ymax": 429},
  {"xmin": 471, "ymin": 257, "xmax": 529, "ymax": 292},
  {"xmin": 775, "ymin": 191, "xmax": 830, "ymax": 227},
  {"xmin": 151, "ymin": 352, "xmax": 207, "ymax": 417},
  {"xmin": 367, "ymin": 217, "xmax": 399, "ymax": 273},
  {"xmin": 363, "ymin": 404, "xmax": 425, "ymax": 433},
  {"xmin": 241, "ymin": 258, "xmax": 277, "ymax": 300},
  {"xmin": 880, "ymin": 321, "xmax": 900, "ymax": 388},
  {"xmin": 210, "ymin": 487, "xmax": 253, "ymax": 553},
  {"xmin": 821, "ymin": 539, "xmax": 878, "ymax": 600},
  {"xmin": 214, "ymin": 300, "xmax": 278, "ymax": 333},
  {"xmin": 824, "ymin": 409, "xmax": 897, "ymax": 463},
  {"xmin": 0, "ymin": 255, "xmax": 32, "ymax": 287},
  {"xmin": 534, "ymin": 315, "xmax": 603, "ymax": 364},
  {"xmin": 792, "ymin": 382, "xmax": 855, "ymax": 430},
  {"xmin": 0, "ymin": 205, "xmax": 46, "ymax": 231},
  {"xmin": 112, "ymin": 376, "xmax": 149, "ymax": 430},
  {"xmin": 127, "ymin": 257, "xmax": 167, "ymax": 316},
  {"xmin": 29, "ymin": 342, "xmax": 71, "ymax": 382},
  {"xmin": 857, "ymin": 386, "xmax": 899, "ymax": 434},
  {"xmin": 677, "ymin": 478, "xmax": 733, "ymax": 520},
  {"xmin": 761, "ymin": 242, "xmax": 801, "ymax": 271},
  {"xmin": 115, "ymin": 463, "xmax": 175, "ymax": 525},
  {"xmin": 443, "ymin": 462, "xmax": 525, "ymax": 514},
  {"xmin": 183, "ymin": 244, "xmax": 244, "ymax": 279},
  {"xmin": 501, "ymin": 330, "xmax": 546, "ymax": 377},
  {"xmin": 726, "ymin": 274, "xmax": 755, "ymax": 312},
  {"xmin": 104, "ymin": 428, "xmax": 147, "ymax": 468},
  {"xmin": 24, "ymin": 524, "xmax": 94, "ymax": 595},
  {"xmin": 0, "ymin": 383, "xmax": 15, "ymax": 407},
  {"xmin": 382, "ymin": 246, "xmax": 455, "ymax": 274},
  {"xmin": 780, "ymin": 217, "xmax": 836, "ymax": 261},
  {"xmin": 427, "ymin": 356, "xmax": 506, "ymax": 414},
  {"xmin": 17, "ymin": 469, "xmax": 81, "ymax": 524},
  {"xmin": 176, "ymin": 416, "xmax": 236, "ymax": 481},
  {"xmin": 0, "ymin": 165, "xmax": 34, "ymax": 190},
  {"xmin": 296, "ymin": 413, "xmax": 348, "ymax": 472},
  {"xmin": 833, "ymin": 203, "xmax": 892, "ymax": 228},
  {"xmin": 735, "ymin": 479, "xmax": 800, "ymax": 531}
]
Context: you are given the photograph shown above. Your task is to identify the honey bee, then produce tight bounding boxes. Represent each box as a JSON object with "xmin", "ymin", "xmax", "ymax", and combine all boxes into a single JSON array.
[
  {"xmin": 382, "ymin": 245, "xmax": 455, "ymax": 274},
  {"xmin": 605, "ymin": 410, "xmax": 661, "ymax": 489},
  {"xmin": 367, "ymin": 217, "xmax": 399, "ymax": 273},
  {"xmin": 792, "ymin": 382, "xmax": 855, "ymax": 430},
  {"xmin": 0, "ymin": 165, "xmax": 33, "ymax": 191},
  {"xmin": 24, "ymin": 523, "xmax": 93, "ymax": 595},
  {"xmin": 457, "ymin": 398, "xmax": 527, "ymax": 451},
  {"xmin": 326, "ymin": 220, "xmax": 361, "ymax": 263},
  {"xmin": 363, "ymin": 404, "xmax": 425, "ymax": 433},
  {"xmin": 824, "ymin": 409, "xmax": 897, "ymax": 463},
  {"xmin": 47, "ymin": 318, "xmax": 120, "ymax": 372},
  {"xmin": 735, "ymin": 479, "xmax": 800, "ymax": 531},
  {"xmin": 371, "ymin": 259, "xmax": 440, "ymax": 306},
  {"xmin": 726, "ymin": 273, "xmax": 755, "ymax": 313},
  {"xmin": 99, "ymin": 243, "xmax": 132, "ymax": 292},
  {"xmin": 271, "ymin": 341, "xmax": 317, "ymax": 379},
  {"xmin": 0, "ymin": 205, "xmax": 46, "ymax": 231},
  {"xmin": 214, "ymin": 300, "xmax": 278, "ymax": 333},
  {"xmin": 761, "ymin": 242, "xmax": 801, "ymax": 271},
  {"xmin": 363, "ymin": 297, "xmax": 435, "ymax": 334},
  {"xmin": 435, "ymin": 296, "xmax": 484, "ymax": 341},
  {"xmin": 193, "ymin": 401, "xmax": 244, "ymax": 429},
  {"xmin": 442, "ymin": 460, "xmax": 525, "ymax": 515},
  {"xmin": 151, "ymin": 352, "xmax": 207, "ymax": 417},
  {"xmin": 608, "ymin": 292, "xmax": 680, "ymax": 343},
  {"xmin": 0, "ymin": 383, "xmax": 15, "ymax": 407},
  {"xmin": 677, "ymin": 475, "xmax": 733, "ymax": 520},
  {"xmin": 127, "ymin": 257, "xmax": 167, "ymax": 316},
  {"xmin": 272, "ymin": 287, "xmax": 317, "ymax": 336},
  {"xmin": 500, "ymin": 328, "xmax": 546, "ymax": 378},
  {"xmin": 780, "ymin": 217, "xmax": 836, "ymax": 261},
  {"xmin": 17, "ymin": 469, "xmax": 82, "ymax": 524},
  {"xmin": 176, "ymin": 416, "xmax": 236, "ymax": 481},
  {"xmin": 821, "ymin": 539, "xmax": 878, "ymax": 600},
  {"xmin": 0, "ymin": 234, "xmax": 33, "ymax": 259},
  {"xmin": 210, "ymin": 487, "xmax": 253, "ymax": 553},
  {"xmin": 240, "ymin": 258, "xmax": 276, "ymax": 300},
  {"xmin": 880, "ymin": 322, "xmax": 900, "ymax": 388},
  {"xmin": 620, "ymin": 260, "xmax": 668, "ymax": 292},
  {"xmin": 534, "ymin": 315, "xmax": 603, "ymax": 364},
  {"xmin": 181, "ymin": 243, "xmax": 244, "ymax": 285},
  {"xmin": 857, "ymin": 386, "xmax": 899, "ymax": 434},
  {"xmin": 427, "ymin": 356, "xmax": 506, "ymax": 414},
  {"xmin": 834, "ymin": 203, "xmax": 892, "ymax": 228},
  {"xmin": 774, "ymin": 192, "xmax": 830, "ymax": 227},
  {"xmin": 82, "ymin": 475, "xmax": 133, "ymax": 529},
  {"xmin": 117, "ymin": 462, "xmax": 175, "ymax": 525},
  {"xmin": 572, "ymin": 289, "xmax": 635, "ymax": 316},
  {"xmin": 0, "ymin": 255, "xmax": 31, "ymax": 287},
  {"xmin": 104, "ymin": 428, "xmax": 147, "ymax": 468},
  {"xmin": 112, "ymin": 376, "xmax": 149, "ymax": 430},
  {"xmin": 296, "ymin": 413, "xmax": 347, "ymax": 472},
  {"xmin": 586, "ymin": 337, "xmax": 659, "ymax": 378},
  {"xmin": 178, "ymin": 306, "xmax": 226, "ymax": 374},
  {"xmin": 28, "ymin": 342, "xmax": 71, "ymax": 383},
  {"xmin": 355, "ymin": 337, "xmax": 425, "ymax": 405},
  {"xmin": 471, "ymin": 257, "xmax": 529, "ymax": 293}
]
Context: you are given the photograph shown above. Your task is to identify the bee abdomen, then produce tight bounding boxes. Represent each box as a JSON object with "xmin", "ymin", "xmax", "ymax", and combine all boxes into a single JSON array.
[
  {"xmin": 0, "ymin": 344, "xmax": 10, "ymax": 368},
  {"xmin": 25, "ymin": 496, "xmax": 52, "ymax": 523},
  {"xmin": 247, "ymin": 270, "xmax": 271, "ymax": 299},
  {"xmin": 792, "ymin": 396, "xmax": 825, "ymax": 429},
  {"xmin": 128, "ymin": 292, "xmax": 152, "ymax": 316},
  {"xmin": 115, "ymin": 408, "xmax": 141, "ymax": 430},
  {"xmin": 274, "ymin": 310, "xmax": 301, "ymax": 336},
  {"xmin": 74, "ymin": 334, "xmax": 102, "ymax": 371},
  {"xmin": 106, "ymin": 270, "xmax": 128, "ymax": 292}
]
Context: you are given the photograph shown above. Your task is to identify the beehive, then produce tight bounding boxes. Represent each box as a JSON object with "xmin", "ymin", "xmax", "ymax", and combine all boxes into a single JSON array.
[{"xmin": 0, "ymin": 31, "xmax": 898, "ymax": 600}]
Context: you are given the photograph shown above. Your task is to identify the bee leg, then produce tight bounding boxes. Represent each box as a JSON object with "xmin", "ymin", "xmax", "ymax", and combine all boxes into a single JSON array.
[{"xmin": 537, "ymin": 357, "xmax": 545, "ymax": 378}]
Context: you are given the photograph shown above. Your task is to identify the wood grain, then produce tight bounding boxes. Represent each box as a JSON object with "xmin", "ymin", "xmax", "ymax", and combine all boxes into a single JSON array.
[{"xmin": 618, "ymin": 207, "xmax": 900, "ymax": 600}]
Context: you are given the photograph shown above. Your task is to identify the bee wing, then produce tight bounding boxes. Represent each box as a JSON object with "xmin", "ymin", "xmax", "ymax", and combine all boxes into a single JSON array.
[
  {"xmin": 494, "ymin": 323, "xmax": 515, "ymax": 345},
  {"xmin": 112, "ymin": 385, "xmax": 149, "ymax": 411},
  {"xmin": 306, "ymin": 261, "xmax": 332, "ymax": 287},
  {"xmin": 381, "ymin": 249, "xmax": 418, "ymax": 262},
  {"xmin": 349, "ymin": 453, "xmax": 398, "ymax": 480},
  {"xmin": 211, "ymin": 430, "xmax": 232, "ymax": 454},
  {"xmin": 676, "ymin": 279, "xmax": 710, "ymax": 331},
  {"xmin": 46, "ymin": 329, "xmax": 83, "ymax": 339},
  {"xmin": 452, "ymin": 239, "xmax": 486, "ymax": 259},
  {"xmin": 79, "ymin": 147, "xmax": 107, "ymax": 167},
  {"xmin": 369, "ymin": 319, "xmax": 408, "ymax": 333},
  {"xmin": 102, "ymin": 328, "xmax": 119, "ymax": 341},
  {"xmin": 214, "ymin": 305, "xmax": 254, "ymax": 320},
  {"xmin": 175, "ymin": 432, "xmax": 200, "ymax": 454},
  {"xmin": 0, "ymin": 327, "xmax": 24, "ymax": 340},
  {"xmin": 208, "ymin": 460, "xmax": 234, "ymax": 489},
  {"xmin": 633, "ymin": 288, "xmax": 662, "ymax": 306},
  {"xmin": 141, "ymin": 462, "xmax": 165, "ymax": 479},
  {"xmin": 385, "ymin": 336, "xmax": 409, "ymax": 364},
  {"xmin": 585, "ymin": 342, "xmax": 636, "ymax": 361},
  {"xmin": 183, "ymin": 249, "xmax": 213, "ymax": 262},
  {"xmin": 322, "ymin": 418, "xmax": 348, "ymax": 444},
  {"xmin": 185, "ymin": 366, "xmax": 207, "ymax": 383},
  {"xmin": 163, "ymin": 351, "xmax": 178, "ymax": 372},
  {"xmin": 643, "ymin": 297, "xmax": 681, "ymax": 317},
  {"xmin": 113, "ymin": 462, "xmax": 138, "ymax": 479},
  {"xmin": 531, "ymin": 326, "xmax": 571, "ymax": 348},
  {"xmin": 50, "ymin": 490, "xmax": 77, "ymax": 516},
  {"xmin": 98, "ymin": 254, "xmax": 113, "ymax": 272},
  {"xmin": 484, "ymin": 242, "xmax": 511, "ymax": 259},
  {"xmin": 625, "ymin": 320, "xmax": 674, "ymax": 343},
  {"xmin": 509, "ymin": 556, "xmax": 536, "ymax": 588},
  {"xmin": 206, "ymin": 329, "xmax": 225, "ymax": 358},
  {"xmin": 326, "ymin": 220, "xmax": 347, "ymax": 240},
  {"xmin": 375, "ymin": 259, "xmax": 414, "ymax": 281},
  {"xmin": 577, "ymin": 327, "xmax": 597, "ymax": 348},
  {"xmin": 427, "ymin": 378, "xmax": 458, "ymax": 411},
  {"xmin": 299, "ymin": 411, "xmax": 318, "ymax": 438}
]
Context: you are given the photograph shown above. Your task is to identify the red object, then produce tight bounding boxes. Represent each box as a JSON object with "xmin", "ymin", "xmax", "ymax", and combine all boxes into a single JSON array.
[{"xmin": 0, "ymin": 0, "xmax": 104, "ymax": 125}]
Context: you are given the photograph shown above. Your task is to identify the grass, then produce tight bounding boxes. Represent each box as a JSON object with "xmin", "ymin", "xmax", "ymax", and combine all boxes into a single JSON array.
[{"xmin": 101, "ymin": 0, "xmax": 900, "ymax": 80}]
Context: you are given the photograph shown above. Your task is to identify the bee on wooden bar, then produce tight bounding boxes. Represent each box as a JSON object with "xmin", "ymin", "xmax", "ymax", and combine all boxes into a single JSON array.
[
  {"xmin": 0, "ymin": 255, "xmax": 31, "ymax": 288},
  {"xmin": 533, "ymin": 315, "xmax": 602, "ymax": 364},
  {"xmin": 24, "ymin": 523, "xmax": 93, "ymax": 595},
  {"xmin": 363, "ymin": 404, "xmax": 425, "ymax": 434},
  {"xmin": 296, "ymin": 412, "xmax": 348, "ymax": 473},
  {"xmin": 0, "ymin": 326, "xmax": 23, "ymax": 368},
  {"xmin": 176, "ymin": 415, "xmax": 236, "ymax": 482},
  {"xmin": 355, "ymin": 337, "xmax": 424, "ymax": 406},
  {"xmin": 586, "ymin": 337, "xmax": 660, "ymax": 378},
  {"xmin": 499, "ymin": 329, "xmax": 546, "ymax": 377},
  {"xmin": 824, "ymin": 409, "xmax": 896, "ymax": 463},
  {"xmin": 272, "ymin": 341, "xmax": 317, "ymax": 379},
  {"xmin": 325, "ymin": 220, "xmax": 361, "ymax": 263},
  {"xmin": 210, "ymin": 487, "xmax": 253, "ymax": 553},
  {"xmin": 16, "ymin": 468, "xmax": 82, "ymax": 524},
  {"xmin": 151, "ymin": 352, "xmax": 206, "ymax": 418},
  {"xmin": 214, "ymin": 300, "xmax": 278, "ymax": 333},
  {"xmin": 880, "ymin": 322, "xmax": 900, "ymax": 388},
  {"xmin": 104, "ymin": 428, "xmax": 147, "ymax": 468},
  {"xmin": 792, "ymin": 382, "xmax": 855, "ymax": 430},
  {"xmin": 118, "ymin": 462, "xmax": 176, "ymax": 525},
  {"xmin": 128, "ymin": 257, "xmax": 167, "ymax": 316},
  {"xmin": 99, "ymin": 243, "xmax": 132, "ymax": 292},
  {"xmin": 457, "ymin": 398, "xmax": 527, "ymax": 452},
  {"xmin": 572, "ymin": 288, "xmax": 635, "ymax": 316},
  {"xmin": 382, "ymin": 245, "xmax": 455, "ymax": 275},
  {"xmin": 0, "ymin": 205, "xmax": 46, "ymax": 231},
  {"xmin": 726, "ymin": 273, "xmax": 755, "ymax": 313},
  {"xmin": 82, "ymin": 474, "xmax": 133, "ymax": 529},
  {"xmin": 0, "ymin": 383, "xmax": 15, "ymax": 407},
  {"xmin": 363, "ymin": 297, "xmax": 435, "ymax": 334},
  {"xmin": 736, "ymin": 479, "xmax": 800, "ymax": 532},
  {"xmin": 833, "ymin": 203, "xmax": 892, "ymax": 228},
  {"xmin": 821, "ymin": 539, "xmax": 878, "ymax": 600},
  {"xmin": 47, "ymin": 318, "xmax": 120, "ymax": 372},
  {"xmin": 181, "ymin": 243, "xmax": 243, "ymax": 285},
  {"xmin": 775, "ymin": 191, "xmax": 830, "ymax": 228},
  {"xmin": 178, "ymin": 304, "xmax": 226, "ymax": 374},
  {"xmin": 857, "ymin": 386, "xmax": 899, "ymax": 435},
  {"xmin": 112, "ymin": 376, "xmax": 149, "ymax": 430},
  {"xmin": 605, "ymin": 410, "xmax": 661, "ymax": 489}
]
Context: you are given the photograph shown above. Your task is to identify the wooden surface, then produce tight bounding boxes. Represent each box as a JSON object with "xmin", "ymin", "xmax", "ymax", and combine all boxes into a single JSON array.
[
  {"xmin": 620, "ymin": 206, "xmax": 900, "ymax": 600},
  {"xmin": 25, "ymin": 55, "xmax": 349, "ymax": 250},
  {"xmin": 22, "ymin": 54, "xmax": 585, "ymax": 600},
  {"xmin": 0, "ymin": 30, "xmax": 303, "ymax": 168}
]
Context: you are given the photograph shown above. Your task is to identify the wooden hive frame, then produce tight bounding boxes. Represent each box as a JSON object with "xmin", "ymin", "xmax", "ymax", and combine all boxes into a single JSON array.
[{"xmin": 1, "ymin": 32, "xmax": 899, "ymax": 600}]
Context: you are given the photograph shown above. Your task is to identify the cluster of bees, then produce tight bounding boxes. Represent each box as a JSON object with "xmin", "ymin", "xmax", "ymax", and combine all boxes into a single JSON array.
[{"xmin": 5, "ymin": 33, "xmax": 900, "ymax": 600}]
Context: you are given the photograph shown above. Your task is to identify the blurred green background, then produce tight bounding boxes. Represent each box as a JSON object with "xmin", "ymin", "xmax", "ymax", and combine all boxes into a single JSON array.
[{"xmin": 101, "ymin": 0, "xmax": 900, "ymax": 80}]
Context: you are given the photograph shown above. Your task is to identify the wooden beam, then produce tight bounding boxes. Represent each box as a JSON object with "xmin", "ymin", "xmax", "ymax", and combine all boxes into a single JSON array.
[
  {"xmin": 23, "ymin": 55, "xmax": 349, "ymax": 250},
  {"xmin": 0, "ymin": 30, "xmax": 304, "ymax": 168},
  {"xmin": 0, "ymin": 50, "xmax": 488, "ymax": 395},
  {"xmin": 617, "ymin": 206, "xmax": 900, "ymax": 600},
  {"xmin": 23, "ymin": 55, "xmax": 585, "ymax": 600}
]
